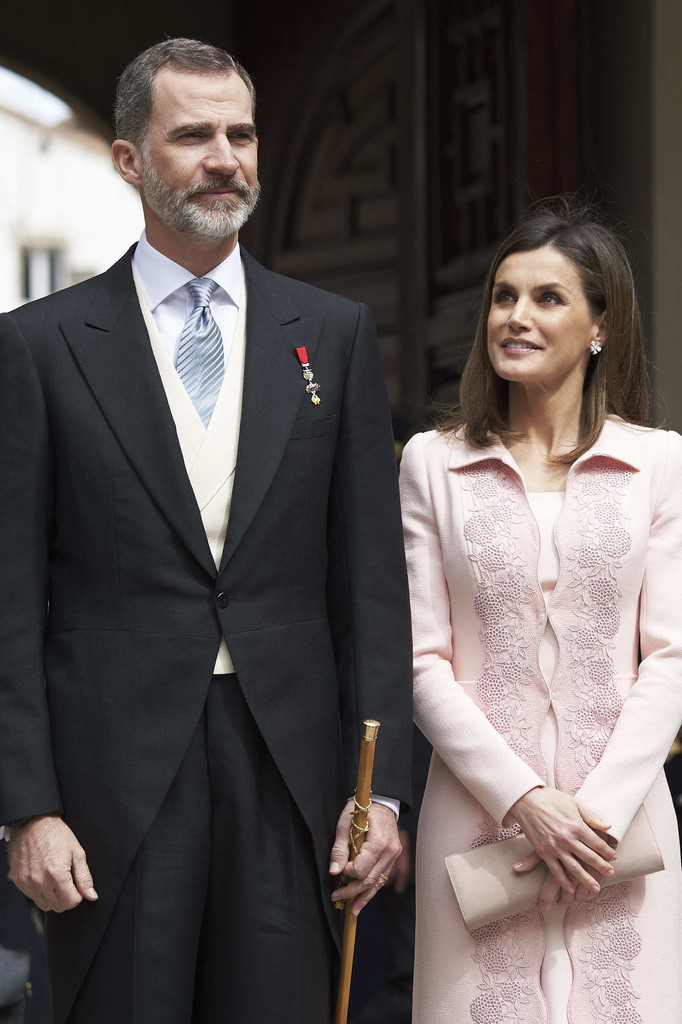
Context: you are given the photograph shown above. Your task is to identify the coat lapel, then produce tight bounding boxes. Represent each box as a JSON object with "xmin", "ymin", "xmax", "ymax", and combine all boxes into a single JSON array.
[
  {"xmin": 219, "ymin": 252, "xmax": 325, "ymax": 572},
  {"xmin": 59, "ymin": 250, "xmax": 216, "ymax": 580}
]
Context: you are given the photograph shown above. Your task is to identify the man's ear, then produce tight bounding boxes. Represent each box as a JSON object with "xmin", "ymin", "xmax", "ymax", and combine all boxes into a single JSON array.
[{"xmin": 111, "ymin": 140, "xmax": 143, "ymax": 187}]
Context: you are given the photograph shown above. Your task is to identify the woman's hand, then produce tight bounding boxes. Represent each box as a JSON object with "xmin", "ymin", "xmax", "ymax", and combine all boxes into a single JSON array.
[
  {"xmin": 568, "ymin": 829, "xmax": 619, "ymax": 905},
  {"xmin": 504, "ymin": 787, "xmax": 618, "ymax": 911}
]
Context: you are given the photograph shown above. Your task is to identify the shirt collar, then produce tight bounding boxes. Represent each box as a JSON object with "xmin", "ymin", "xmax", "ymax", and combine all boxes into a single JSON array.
[
  {"xmin": 132, "ymin": 231, "xmax": 242, "ymax": 311},
  {"xmin": 447, "ymin": 416, "xmax": 645, "ymax": 473}
]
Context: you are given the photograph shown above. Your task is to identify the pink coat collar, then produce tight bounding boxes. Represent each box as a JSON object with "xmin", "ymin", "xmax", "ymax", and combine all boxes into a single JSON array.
[{"xmin": 446, "ymin": 416, "xmax": 646, "ymax": 474}]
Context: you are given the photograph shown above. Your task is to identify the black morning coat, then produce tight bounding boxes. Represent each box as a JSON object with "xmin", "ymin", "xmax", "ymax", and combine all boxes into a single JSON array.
[{"xmin": 0, "ymin": 247, "xmax": 413, "ymax": 1023}]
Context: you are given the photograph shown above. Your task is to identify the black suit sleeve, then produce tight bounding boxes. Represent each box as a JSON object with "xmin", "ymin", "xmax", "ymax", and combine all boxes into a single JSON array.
[
  {"xmin": 0, "ymin": 313, "xmax": 62, "ymax": 824},
  {"xmin": 325, "ymin": 303, "xmax": 413, "ymax": 809}
]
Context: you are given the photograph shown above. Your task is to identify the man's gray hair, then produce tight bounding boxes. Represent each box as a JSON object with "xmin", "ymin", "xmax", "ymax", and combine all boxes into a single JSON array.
[{"xmin": 114, "ymin": 37, "xmax": 256, "ymax": 148}]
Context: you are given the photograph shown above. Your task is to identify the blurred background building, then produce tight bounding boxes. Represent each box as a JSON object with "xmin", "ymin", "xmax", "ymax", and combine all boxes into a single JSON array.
[
  {"xmin": 0, "ymin": 0, "xmax": 680, "ymax": 430},
  {"xmin": 0, "ymin": 69, "xmax": 142, "ymax": 310}
]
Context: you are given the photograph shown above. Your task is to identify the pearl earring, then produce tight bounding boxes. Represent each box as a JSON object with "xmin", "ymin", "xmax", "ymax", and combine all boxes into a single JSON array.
[{"xmin": 590, "ymin": 339, "xmax": 602, "ymax": 356}]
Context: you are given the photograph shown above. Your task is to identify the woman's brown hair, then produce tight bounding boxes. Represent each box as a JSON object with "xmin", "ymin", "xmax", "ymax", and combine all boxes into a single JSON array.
[{"xmin": 440, "ymin": 196, "xmax": 651, "ymax": 463}]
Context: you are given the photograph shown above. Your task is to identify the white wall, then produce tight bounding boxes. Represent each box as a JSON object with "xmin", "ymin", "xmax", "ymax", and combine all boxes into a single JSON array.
[{"xmin": 0, "ymin": 106, "xmax": 143, "ymax": 312}]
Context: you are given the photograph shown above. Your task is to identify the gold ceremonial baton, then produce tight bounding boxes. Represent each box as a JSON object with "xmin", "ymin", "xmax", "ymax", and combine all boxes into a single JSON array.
[{"xmin": 334, "ymin": 719, "xmax": 380, "ymax": 1024}]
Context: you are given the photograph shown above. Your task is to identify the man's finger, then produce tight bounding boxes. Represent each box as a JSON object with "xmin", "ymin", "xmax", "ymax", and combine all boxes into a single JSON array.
[
  {"xmin": 51, "ymin": 886, "xmax": 84, "ymax": 914},
  {"xmin": 331, "ymin": 850, "xmax": 397, "ymax": 903},
  {"xmin": 72, "ymin": 848, "xmax": 98, "ymax": 901},
  {"xmin": 329, "ymin": 800, "xmax": 353, "ymax": 876},
  {"xmin": 41, "ymin": 858, "xmax": 85, "ymax": 912}
]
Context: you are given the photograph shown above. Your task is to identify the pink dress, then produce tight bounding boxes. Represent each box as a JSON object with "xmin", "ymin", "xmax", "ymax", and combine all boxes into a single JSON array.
[
  {"xmin": 530, "ymin": 491, "xmax": 571, "ymax": 1024},
  {"xmin": 400, "ymin": 419, "xmax": 682, "ymax": 1024}
]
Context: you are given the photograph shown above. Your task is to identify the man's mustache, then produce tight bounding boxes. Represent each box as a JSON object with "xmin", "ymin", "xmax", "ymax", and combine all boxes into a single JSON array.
[{"xmin": 185, "ymin": 178, "xmax": 255, "ymax": 199}]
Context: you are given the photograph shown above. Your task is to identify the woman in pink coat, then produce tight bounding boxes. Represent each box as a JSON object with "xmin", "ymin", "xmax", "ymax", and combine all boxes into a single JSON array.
[{"xmin": 400, "ymin": 199, "xmax": 682, "ymax": 1023}]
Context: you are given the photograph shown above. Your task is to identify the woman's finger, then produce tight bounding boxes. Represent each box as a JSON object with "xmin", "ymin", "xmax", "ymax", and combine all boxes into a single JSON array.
[
  {"xmin": 555, "ymin": 850, "xmax": 607, "ymax": 893},
  {"xmin": 570, "ymin": 835, "xmax": 616, "ymax": 877},
  {"xmin": 513, "ymin": 849, "xmax": 541, "ymax": 873},
  {"xmin": 575, "ymin": 801, "xmax": 611, "ymax": 833},
  {"xmin": 540, "ymin": 853, "xmax": 574, "ymax": 891},
  {"xmin": 567, "ymin": 882, "xmax": 591, "ymax": 905},
  {"xmin": 538, "ymin": 875, "xmax": 562, "ymax": 912}
]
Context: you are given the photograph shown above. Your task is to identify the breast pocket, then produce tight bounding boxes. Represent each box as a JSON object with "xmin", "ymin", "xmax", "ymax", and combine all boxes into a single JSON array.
[{"xmin": 288, "ymin": 414, "xmax": 338, "ymax": 440}]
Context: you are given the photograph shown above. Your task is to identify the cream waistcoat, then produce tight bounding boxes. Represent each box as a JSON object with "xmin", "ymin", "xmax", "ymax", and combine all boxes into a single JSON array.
[{"xmin": 133, "ymin": 267, "xmax": 247, "ymax": 673}]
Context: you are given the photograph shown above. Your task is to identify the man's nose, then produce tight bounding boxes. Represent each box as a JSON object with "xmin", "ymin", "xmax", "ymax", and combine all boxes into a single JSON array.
[{"xmin": 203, "ymin": 137, "xmax": 240, "ymax": 175}]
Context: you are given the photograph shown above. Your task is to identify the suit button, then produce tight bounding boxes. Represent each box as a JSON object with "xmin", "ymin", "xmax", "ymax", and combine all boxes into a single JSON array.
[{"xmin": 216, "ymin": 592, "xmax": 229, "ymax": 609}]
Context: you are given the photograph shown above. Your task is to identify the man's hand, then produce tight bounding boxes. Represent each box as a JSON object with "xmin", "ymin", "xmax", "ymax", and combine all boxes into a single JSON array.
[
  {"xmin": 329, "ymin": 800, "xmax": 402, "ymax": 916},
  {"xmin": 8, "ymin": 814, "xmax": 98, "ymax": 913}
]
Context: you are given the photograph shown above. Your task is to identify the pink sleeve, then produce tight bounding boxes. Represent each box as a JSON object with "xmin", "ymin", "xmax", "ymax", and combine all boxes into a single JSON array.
[
  {"xmin": 400, "ymin": 434, "xmax": 544, "ymax": 825},
  {"xmin": 576, "ymin": 430, "xmax": 682, "ymax": 840}
]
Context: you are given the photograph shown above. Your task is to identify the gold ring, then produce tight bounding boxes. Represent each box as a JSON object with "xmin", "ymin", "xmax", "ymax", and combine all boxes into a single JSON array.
[{"xmin": 380, "ymin": 873, "xmax": 389, "ymax": 883}]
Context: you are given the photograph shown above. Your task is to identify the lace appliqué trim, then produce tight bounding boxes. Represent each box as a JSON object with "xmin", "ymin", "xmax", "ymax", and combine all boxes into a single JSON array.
[
  {"xmin": 571, "ymin": 884, "xmax": 644, "ymax": 1024},
  {"xmin": 559, "ymin": 459, "xmax": 643, "ymax": 1021},
  {"xmin": 462, "ymin": 462, "xmax": 546, "ymax": 825},
  {"xmin": 560, "ymin": 459, "xmax": 634, "ymax": 785},
  {"xmin": 462, "ymin": 462, "xmax": 547, "ymax": 1021},
  {"xmin": 468, "ymin": 915, "xmax": 542, "ymax": 1023}
]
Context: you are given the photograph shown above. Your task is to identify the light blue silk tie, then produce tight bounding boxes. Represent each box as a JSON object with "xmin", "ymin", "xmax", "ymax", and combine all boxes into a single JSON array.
[{"xmin": 176, "ymin": 278, "xmax": 224, "ymax": 427}]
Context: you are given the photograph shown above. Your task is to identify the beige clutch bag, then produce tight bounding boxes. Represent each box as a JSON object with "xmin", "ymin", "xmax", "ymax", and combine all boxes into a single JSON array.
[{"xmin": 445, "ymin": 806, "xmax": 664, "ymax": 931}]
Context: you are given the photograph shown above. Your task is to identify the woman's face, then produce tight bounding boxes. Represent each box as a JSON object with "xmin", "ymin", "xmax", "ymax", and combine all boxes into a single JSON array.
[{"xmin": 486, "ymin": 246, "xmax": 606, "ymax": 395}]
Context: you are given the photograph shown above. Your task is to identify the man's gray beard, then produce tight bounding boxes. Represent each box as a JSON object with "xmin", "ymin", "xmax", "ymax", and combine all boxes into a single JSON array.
[{"xmin": 140, "ymin": 153, "xmax": 260, "ymax": 240}]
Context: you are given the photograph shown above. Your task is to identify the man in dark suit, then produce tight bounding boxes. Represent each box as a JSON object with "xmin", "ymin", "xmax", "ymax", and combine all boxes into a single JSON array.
[{"xmin": 0, "ymin": 38, "xmax": 412, "ymax": 1024}]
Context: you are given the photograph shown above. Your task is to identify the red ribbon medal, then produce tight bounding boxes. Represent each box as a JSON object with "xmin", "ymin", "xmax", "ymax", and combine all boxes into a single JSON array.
[{"xmin": 295, "ymin": 347, "xmax": 321, "ymax": 405}]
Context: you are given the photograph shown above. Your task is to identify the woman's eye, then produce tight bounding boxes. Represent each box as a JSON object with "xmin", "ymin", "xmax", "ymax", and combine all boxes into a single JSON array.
[
  {"xmin": 494, "ymin": 290, "xmax": 514, "ymax": 303},
  {"xmin": 540, "ymin": 292, "xmax": 562, "ymax": 304}
]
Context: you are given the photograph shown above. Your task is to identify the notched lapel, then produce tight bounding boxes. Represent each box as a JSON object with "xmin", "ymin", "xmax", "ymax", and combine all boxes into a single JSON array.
[
  {"xmin": 220, "ymin": 257, "xmax": 325, "ymax": 572},
  {"xmin": 60, "ymin": 262, "xmax": 216, "ymax": 580}
]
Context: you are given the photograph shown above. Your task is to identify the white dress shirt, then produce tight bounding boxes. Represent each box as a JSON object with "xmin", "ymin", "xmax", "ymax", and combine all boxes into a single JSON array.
[{"xmin": 132, "ymin": 231, "xmax": 242, "ymax": 367}]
